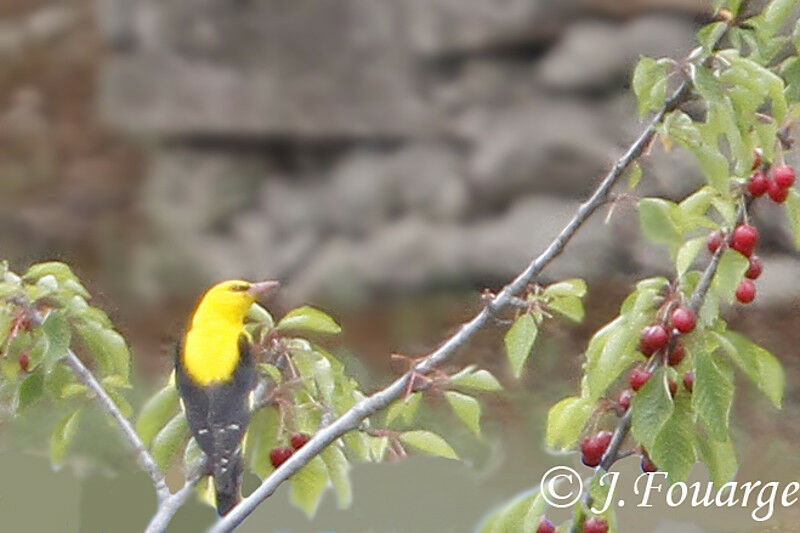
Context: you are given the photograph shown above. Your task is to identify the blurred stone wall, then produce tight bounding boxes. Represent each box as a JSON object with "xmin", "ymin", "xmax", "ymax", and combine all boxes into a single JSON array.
[{"xmin": 3, "ymin": 0, "xmax": 798, "ymax": 312}]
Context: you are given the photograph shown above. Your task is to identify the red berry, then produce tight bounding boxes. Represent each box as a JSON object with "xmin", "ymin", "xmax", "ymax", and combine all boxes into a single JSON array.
[
  {"xmin": 748, "ymin": 172, "xmax": 769, "ymax": 197},
  {"xmin": 768, "ymin": 178, "xmax": 790, "ymax": 203},
  {"xmin": 640, "ymin": 325, "xmax": 669, "ymax": 356},
  {"xmin": 290, "ymin": 432, "xmax": 311, "ymax": 450},
  {"xmin": 707, "ymin": 231, "xmax": 724, "ymax": 254},
  {"xmin": 745, "ymin": 255, "xmax": 763, "ymax": 280},
  {"xmin": 671, "ymin": 307, "xmax": 696, "ymax": 334},
  {"xmin": 537, "ymin": 518, "xmax": 556, "ymax": 533},
  {"xmin": 581, "ymin": 431, "xmax": 613, "ymax": 468},
  {"xmin": 667, "ymin": 343, "xmax": 686, "ymax": 366},
  {"xmin": 669, "ymin": 379, "xmax": 678, "ymax": 397},
  {"xmin": 629, "ymin": 367, "xmax": 652, "ymax": 392},
  {"xmin": 736, "ymin": 279, "xmax": 756, "ymax": 304},
  {"xmin": 617, "ymin": 389, "xmax": 633, "ymax": 412},
  {"xmin": 19, "ymin": 353, "xmax": 29, "ymax": 373},
  {"xmin": 773, "ymin": 165, "xmax": 796, "ymax": 188},
  {"xmin": 751, "ymin": 149, "xmax": 763, "ymax": 171},
  {"xmin": 269, "ymin": 446, "xmax": 294, "ymax": 468},
  {"xmin": 583, "ymin": 517, "xmax": 609, "ymax": 533},
  {"xmin": 683, "ymin": 371, "xmax": 695, "ymax": 393},
  {"xmin": 731, "ymin": 224, "xmax": 759, "ymax": 257}
]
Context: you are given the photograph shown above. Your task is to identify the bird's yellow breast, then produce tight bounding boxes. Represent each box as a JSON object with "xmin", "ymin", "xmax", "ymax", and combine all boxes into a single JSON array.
[{"xmin": 183, "ymin": 319, "xmax": 242, "ymax": 386}]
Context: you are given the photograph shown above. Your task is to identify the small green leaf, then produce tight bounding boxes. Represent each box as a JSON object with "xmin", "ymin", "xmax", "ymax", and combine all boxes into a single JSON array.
[
  {"xmin": 544, "ymin": 279, "xmax": 587, "ymax": 298},
  {"xmin": 697, "ymin": 435, "xmax": 738, "ymax": 489},
  {"xmin": 504, "ymin": 313, "xmax": 538, "ymax": 378},
  {"xmin": 246, "ymin": 303, "xmax": 275, "ymax": 329},
  {"xmin": 445, "ymin": 391, "xmax": 482, "ymax": 437},
  {"xmin": 22, "ymin": 262, "xmax": 78, "ymax": 283},
  {"xmin": 321, "ymin": 445, "xmax": 352, "ymax": 509},
  {"xmin": 385, "ymin": 393, "xmax": 423, "ymax": 427},
  {"xmin": 479, "ymin": 488, "xmax": 542, "ymax": 533},
  {"xmin": 633, "ymin": 57, "xmax": 669, "ymax": 117},
  {"xmin": 718, "ymin": 331, "xmax": 785, "ymax": 407},
  {"xmin": 639, "ymin": 198, "xmax": 683, "ymax": 248},
  {"xmin": 41, "ymin": 311, "xmax": 71, "ymax": 372},
  {"xmin": 549, "ymin": 295, "xmax": 585, "ymax": 323},
  {"xmin": 136, "ymin": 384, "xmax": 180, "ymax": 447},
  {"xmin": 289, "ymin": 455, "xmax": 329, "ymax": 518},
  {"xmin": 785, "ymin": 189, "xmax": 800, "ymax": 250},
  {"xmin": 628, "ymin": 162, "xmax": 643, "ymax": 190},
  {"xmin": 676, "ymin": 237, "xmax": 706, "ymax": 277},
  {"xmin": 545, "ymin": 396, "xmax": 594, "ymax": 451},
  {"xmin": 649, "ymin": 393, "xmax": 696, "ymax": 484},
  {"xmin": 50, "ymin": 409, "xmax": 82, "ymax": 468},
  {"xmin": 450, "ymin": 368, "xmax": 503, "ymax": 392},
  {"xmin": 18, "ymin": 370, "xmax": 44, "ymax": 409},
  {"xmin": 693, "ymin": 348, "xmax": 734, "ymax": 441},
  {"xmin": 73, "ymin": 321, "xmax": 130, "ymax": 378},
  {"xmin": 399, "ymin": 430, "xmax": 458, "ymax": 459},
  {"xmin": 151, "ymin": 413, "xmax": 190, "ymax": 472},
  {"xmin": 713, "ymin": 250, "xmax": 750, "ymax": 305},
  {"xmin": 631, "ymin": 367, "xmax": 674, "ymax": 450},
  {"xmin": 245, "ymin": 406, "xmax": 280, "ymax": 479},
  {"xmin": 276, "ymin": 306, "xmax": 341, "ymax": 335}
]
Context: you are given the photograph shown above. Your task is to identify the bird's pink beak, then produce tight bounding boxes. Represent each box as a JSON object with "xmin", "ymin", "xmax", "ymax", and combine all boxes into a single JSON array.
[{"xmin": 248, "ymin": 280, "xmax": 280, "ymax": 299}]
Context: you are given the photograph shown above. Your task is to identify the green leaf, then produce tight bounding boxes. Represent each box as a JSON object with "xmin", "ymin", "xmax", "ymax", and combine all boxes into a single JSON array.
[
  {"xmin": 545, "ymin": 396, "xmax": 594, "ymax": 451},
  {"xmin": 246, "ymin": 303, "xmax": 274, "ymax": 329},
  {"xmin": 276, "ymin": 306, "xmax": 341, "ymax": 335},
  {"xmin": 136, "ymin": 384, "xmax": 180, "ymax": 447},
  {"xmin": 399, "ymin": 430, "xmax": 458, "ymax": 459},
  {"xmin": 633, "ymin": 57, "xmax": 669, "ymax": 117},
  {"xmin": 760, "ymin": 0, "xmax": 798, "ymax": 37},
  {"xmin": 697, "ymin": 435, "xmax": 738, "ymax": 489},
  {"xmin": 289, "ymin": 455, "xmax": 329, "ymax": 518},
  {"xmin": 479, "ymin": 489, "xmax": 543, "ymax": 533},
  {"xmin": 638, "ymin": 198, "xmax": 683, "ymax": 248},
  {"xmin": 713, "ymin": 250, "xmax": 750, "ymax": 305},
  {"xmin": 544, "ymin": 279, "xmax": 587, "ymax": 298},
  {"xmin": 50, "ymin": 409, "xmax": 82, "ymax": 468},
  {"xmin": 183, "ymin": 437, "xmax": 205, "ymax": 472},
  {"xmin": 504, "ymin": 313, "xmax": 538, "ymax": 378},
  {"xmin": 693, "ymin": 348, "xmax": 734, "ymax": 441},
  {"xmin": 41, "ymin": 310, "xmax": 71, "ymax": 372},
  {"xmin": 785, "ymin": 189, "xmax": 800, "ymax": 250},
  {"xmin": 676, "ymin": 237, "xmax": 706, "ymax": 277},
  {"xmin": 650, "ymin": 393, "xmax": 696, "ymax": 484},
  {"xmin": 549, "ymin": 296, "xmax": 585, "ymax": 323},
  {"xmin": 631, "ymin": 368, "xmax": 674, "ymax": 450},
  {"xmin": 18, "ymin": 370, "xmax": 44, "ymax": 409},
  {"xmin": 22, "ymin": 262, "xmax": 78, "ymax": 283},
  {"xmin": 73, "ymin": 321, "xmax": 130, "ymax": 378},
  {"xmin": 444, "ymin": 391, "xmax": 482, "ymax": 437},
  {"xmin": 697, "ymin": 22, "xmax": 726, "ymax": 55},
  {"xmin": 450, "ymin": 368, "xmax": 503, "ymax": 392},
  {"xmin": 321, "ymin": 446, "xmax": 352, "ymax": 509},
  {"xmin": 680, "ymin": 187, "xmax": 716, "ymax": 217},
  {"xmin": 151, "ymin": 413, "xmax": 190, "ymax": 472},
  {"xmin": 717, "ymin": 331, "xmax": 785, "ymax": 407},
  {"xmin": 385, "ymin": 393, "xmax": 423, "ymax": 427},
  {"xmin": 245, "ymin": 406, "xmax": 280, "ymax": 479}
]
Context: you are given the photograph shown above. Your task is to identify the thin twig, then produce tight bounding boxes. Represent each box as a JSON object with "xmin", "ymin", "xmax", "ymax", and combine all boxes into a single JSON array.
[
  {"xmin": 208, "ymin": 70, "xmax": 696, "ymax": 533},
  {"xmin": 144, "ymin": 470, "xmax": 205, "ymax": 533},
  {"xmin": 63, "ymin": 350, "xmax": 170, "ymax": 502}
]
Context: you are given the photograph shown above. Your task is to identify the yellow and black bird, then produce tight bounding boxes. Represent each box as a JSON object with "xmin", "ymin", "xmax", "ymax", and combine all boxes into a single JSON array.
[{"xmin": 176, "ymin": 279, "xmax": 280, "ymax": 515}]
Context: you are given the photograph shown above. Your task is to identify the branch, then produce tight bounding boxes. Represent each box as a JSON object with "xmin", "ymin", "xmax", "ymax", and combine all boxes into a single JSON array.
[
  {"xmin": 63, "ymin": 350, "xmax": 170, "ymax": 502},
  {"xmin": 144, "ymin": 469, "xmax": 205, "ymax": 533},
  {"xmin": 208, "ymin": 73, "xmax": 695, "ymax": 533},
  {"xmin": 572, "ymin": 202, "xmax": 747, "ymax": 531}
]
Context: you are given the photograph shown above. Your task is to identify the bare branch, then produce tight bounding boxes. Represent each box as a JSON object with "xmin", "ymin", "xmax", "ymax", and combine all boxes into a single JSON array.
[
  {"xmin": 208, "ymin": 68, "xmax": 696, "ymax": 533},
  {"xmin": 145, "ymin": 471, "xmax": 205, "ymax": 533},
  {"xmin": 63, "ymin": 350, "xmax": 170, "ymax": 502}
]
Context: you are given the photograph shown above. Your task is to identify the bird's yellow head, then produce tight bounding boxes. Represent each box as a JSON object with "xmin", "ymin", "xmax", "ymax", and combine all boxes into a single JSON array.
[{"xmin": 192, "ymin": 279, "xmax": 280, "ymax": 326}]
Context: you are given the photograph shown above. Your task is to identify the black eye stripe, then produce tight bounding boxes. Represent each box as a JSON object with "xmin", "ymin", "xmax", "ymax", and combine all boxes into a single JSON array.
[{"xmin": 230, "ymin": 284, "xmax": 250, "ymax": 292}]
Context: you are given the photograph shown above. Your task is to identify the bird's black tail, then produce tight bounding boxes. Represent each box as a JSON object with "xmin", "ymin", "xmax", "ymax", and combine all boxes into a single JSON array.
[{"xmin": 214, "ymin": 452, "xmax": 243, "ymax": 516}]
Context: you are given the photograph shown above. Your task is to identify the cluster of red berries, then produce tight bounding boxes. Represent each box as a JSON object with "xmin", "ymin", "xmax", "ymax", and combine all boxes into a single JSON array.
[
  {"xmin": 269, "ymin": 433, "xmax": 311, "ymax": 468},
  {"xmin": 708, "ymin": 223, "xmax": 762, "ymax": 304},
  {"xmin": 747, "ymin": 161, "xmax": 795, "ymax": 204}
]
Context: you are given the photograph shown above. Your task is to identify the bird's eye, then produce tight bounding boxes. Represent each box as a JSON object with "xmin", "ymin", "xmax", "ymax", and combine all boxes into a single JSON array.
[{"xmin": 230, "ymin": 283, "xmax": 250, "ymax": 292}]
